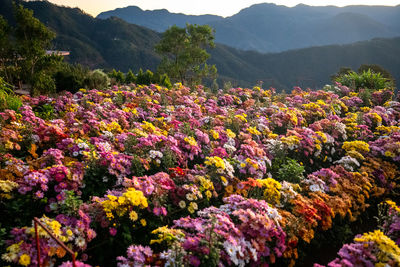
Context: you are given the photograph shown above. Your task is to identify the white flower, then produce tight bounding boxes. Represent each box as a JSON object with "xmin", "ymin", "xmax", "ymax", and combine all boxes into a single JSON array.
[
  {"xmin": 178, "ymin": 201, "xmax": 186, "ymax": 208},
  {"xmin": 31, "ymin": 134, "xmax": 40, "ymax": 143},
  {"xmin": 309, "ymin": 184, "xmax": 322, "ymax": 192},
  {"xmin": 75, "ymin": 236, "xmax": 86, "ymax": 248},
  {"xmin": 186, "ymin": 193, "xmax": 194, "ymax": 201},
  {"xmin": 72, "ymin": 151, "xmax": 79, "ymax": 157}
]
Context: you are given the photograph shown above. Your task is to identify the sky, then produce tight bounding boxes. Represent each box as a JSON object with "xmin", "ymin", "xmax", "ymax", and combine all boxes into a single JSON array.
[{"xmin": 46, "ymin": 0, "xmax": 400, "ymax": 17}]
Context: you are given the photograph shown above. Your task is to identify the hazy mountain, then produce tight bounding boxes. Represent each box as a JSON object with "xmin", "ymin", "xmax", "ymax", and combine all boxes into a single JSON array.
[
  {"xmin": 98, "ymin": 3, "xmax": 400, "ymax": 53},
  {"xmin": 1, "ymin": 0, "xmax": 400, "ymax": 90},
  {"xmin": 97, "ymin": 6, "xmax": 223, "ymax": 32}
]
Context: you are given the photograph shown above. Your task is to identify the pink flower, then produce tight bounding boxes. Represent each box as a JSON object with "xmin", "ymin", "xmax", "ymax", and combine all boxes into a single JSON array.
[{"xmin": 109, "ymin": 227, "xmax": 117, "ymax": 236}]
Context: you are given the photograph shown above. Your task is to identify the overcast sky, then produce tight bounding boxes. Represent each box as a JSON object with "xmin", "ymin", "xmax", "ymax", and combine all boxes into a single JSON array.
[{"xmin": 46, "ymin": 0, "xmax": 400, "ymax": 17}]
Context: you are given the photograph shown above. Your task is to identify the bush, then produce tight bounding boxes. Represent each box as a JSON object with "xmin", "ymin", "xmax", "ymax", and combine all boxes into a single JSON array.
[
  {"xmin": 276, "ymin": 158, "xmax": 305, "ymax": 183},
  {"xmin": 53, "ymin": 63, "xmax": 88, "ymax": 93},
  {"xmin": 54, "ymin": 64, "xmax": 109, "ymax": 92},
  {"xmin": 0, "ymin": 77, "xmax": 22, "ymax": 112},
  {"xmin": 84, "ymin": 69, "xmax": 109, "ymax": 90},
  {"xmin": 32, "ymin": 71, "xmax": 56, "ymax": 96},
  {"xmin": 335, "ymin": 69, "xmax": 391, "ymax": 92}
]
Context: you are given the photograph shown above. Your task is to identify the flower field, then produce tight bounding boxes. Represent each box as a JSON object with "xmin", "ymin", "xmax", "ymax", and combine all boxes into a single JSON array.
[{"xmin": 1, "ymin": 82, "xmax": 400, "ymax": 266}]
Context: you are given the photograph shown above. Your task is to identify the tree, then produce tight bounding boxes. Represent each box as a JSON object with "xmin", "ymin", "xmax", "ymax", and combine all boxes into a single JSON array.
[
  {"xmin": 125, "ymin": 69, "xmax": 136, "ymax": 84},
  {"xmin": 14, "ymin": 4, "xmax": 58, "ymax": 94},
  {"xmin": 155, "ymin": 24, "xmax": 217, "ymax": 86},
  {"xmin": 136, "ymin": 69, "xmax": 154, "ymax": 85},
  {"xmin": 0, "ymin": 16, "xmax": 13, "ymax": 83}
]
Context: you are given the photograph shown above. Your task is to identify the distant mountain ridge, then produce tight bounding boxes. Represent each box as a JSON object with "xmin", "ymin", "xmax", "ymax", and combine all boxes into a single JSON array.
[
  {"xmin": 97, "ymin": 3, "xmax": 400, "ymax": 53},
  {"xmin": 97, "ymin": 6, "xmax": 223, "ymax": 32},
  {"xmin": 1, "ymin": 0, "xmax": 400, "ymax": 90}
]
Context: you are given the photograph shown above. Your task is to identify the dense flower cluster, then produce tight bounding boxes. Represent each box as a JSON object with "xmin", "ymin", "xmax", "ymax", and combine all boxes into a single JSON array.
[{"xmin": 1, "ymin": 82, "xmax": 399, "ymax": 266}]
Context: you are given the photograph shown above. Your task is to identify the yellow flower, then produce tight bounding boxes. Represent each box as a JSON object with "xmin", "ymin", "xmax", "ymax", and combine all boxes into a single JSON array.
[
  {"xmin": 150, "ymin": 226, "xmax": 185, "ymax": 245},
  {"xmin": 385, "ymin": 151, "xmax": 395, "ymax": 158},
  {"xmin": 140, "ymin": 219, "xmax": 147, "ymax": 227},
  {"xmin": 315, "ymin": 131, "xmax": 328, "ymax": 143},
  {"xmin": 226, "ymin": 129, "xmax": 236, "ymax": 138},
  {"xmin": 354, "ymin": 230, "xmax": 400, "ymax": 264},
  {"xmin": 204, "ymin": 156, "xmax": 225, "ymax": 170},
  {"xmin": 187, "ymin": 206, "xmax": 195, "ymax": 214},
  {"xmin": 210, "ymin": 129, "xmax": 220, "ymax": 139},
  {"xmin": 281, "ymin": 135, "xmax": 301, "ymax": 148},
  {"xmin": 386, "ymin": 200, "xmax": 400, "ymax": 213},
  {"xmin": 235, "ymin": 113, "xmax": 248, "ymax": 123},
  {"xmin": 220, "ymin": 176, "xmax": 228, "ymax": 186},
  {"xmin": 259, "ymin": 178, "xmax": 281, "ymax": 205},
  {"xmin": 0, "ymin": 180, "xmax": 19, "ymax": 193},
  {"xmin": 342, "ymin": 141, "xmax": 370, "ymax": 153},
  {"xmin": 129, "ymin": 211, "xmax": 138, "ymax": 221},
  {"xmin": 184, "ymin": 136, "xmax": 198, "ymax": 147},
  {"xmin": 18, "ymin": 254, "xmax": 30, "ymax": 266},
  {"xmin": 247, "ymin": 126, "xmax": 261, "ymax": 135},
  {"xmin": 189, "ymin": 202, "xmax": 198, "ymax": 210},
  {"xmin": 66, "ymin": 229, "xmax": 73, "ymax": 236}
]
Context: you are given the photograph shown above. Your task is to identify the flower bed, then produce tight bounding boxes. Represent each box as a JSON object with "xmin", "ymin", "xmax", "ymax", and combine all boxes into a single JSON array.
[{"xmin": 1, "ymin": 83, "xmax": 399, "ymax": 266}]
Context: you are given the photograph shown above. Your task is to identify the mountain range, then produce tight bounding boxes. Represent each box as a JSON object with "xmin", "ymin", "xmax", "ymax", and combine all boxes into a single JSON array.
[
  {"xmin": 98, "ymin": 3, "xmax": 400, "ymax": 53},
  {"xmin": 1, "ymin": 0, "xmax": 400, "ymax": 90}
]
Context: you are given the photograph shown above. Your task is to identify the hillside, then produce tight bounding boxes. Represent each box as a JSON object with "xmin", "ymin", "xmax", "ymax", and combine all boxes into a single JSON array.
[
  {"xmin": 98, "ymin": 3, "xmax": 400, "ymax": 53},
  {"xmin": 0, "ymin": 0, "xmax": 162, "ymax": 71},
  {"xmin": 210, "ymin": 37, "xmax": 400, "ymax": 90},
  {"xmin": 1, "ymin": 0, "xmax": 400, "ymax": 90}
]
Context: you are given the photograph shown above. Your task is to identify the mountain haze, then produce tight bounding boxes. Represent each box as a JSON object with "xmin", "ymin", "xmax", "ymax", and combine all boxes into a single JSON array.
[{"xmin": 98, "ymin": 3, "xmax": 400, "ymax": 53}]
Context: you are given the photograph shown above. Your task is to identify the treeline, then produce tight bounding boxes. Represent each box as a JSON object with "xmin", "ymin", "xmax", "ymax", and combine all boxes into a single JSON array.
[{"xmin": 108, "ymin": 69, "xmax": 172, "ymax": 88}]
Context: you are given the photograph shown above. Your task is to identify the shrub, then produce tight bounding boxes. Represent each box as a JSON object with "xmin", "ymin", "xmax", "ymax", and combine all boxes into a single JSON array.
[
  {"xmin": 0, "ymin": 77, "xmax": 22, "ymax": 112},
  {"xmin": 84, "ymin": 69, "xmax": 109, "ymax": 90},
  {"xmin": 336, "ymin": 69, "xmax": 390, "ymax": 92}
]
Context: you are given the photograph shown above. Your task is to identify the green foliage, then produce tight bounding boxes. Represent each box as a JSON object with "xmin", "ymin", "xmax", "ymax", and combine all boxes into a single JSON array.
[
  {"xmin": 276, "ymin": 158, "xmax": 305, "ymax": 184},
  {"xmin": 211, "ymin": 79, "xmax": 219, "ymax": 93},
  {"xmin": 0, "ymin": 77, "xmax": 22, "ymax": 112},
  {"xmin": 125, "ymin": 69, "xmax": 136, "ymax": 84},
  {"xmin": 335, "ymin": 69, "xmax": 390, "ymax": 91},
  {"xmin": 160, "ymin": 148, "xmax": 177, "ymax": 170},
  {"xmin": 56, "ymin": 190, "xmax": 83, "ymax": 216},
  {"xmin": 158, "ymin": 73, "xmax": 172, "ymax": 89},
  {"xmin": 55, "ymin": 64, "xmax": 109, "ymax": 92},
  {"xmin": 109, "ymin": 69, "xmax": 125, "ymax": 85},
  {"xmin": 155, "ymin": 24, "xmax": 217, "ymax": 86},
  {"xmin": 358, "ymin": 64, "xmax": 396, "ymax": 87},
  {"xmin": 33, "ymin": 103, "xmax": 55, "ymax": 120},
  {"xmin": 31, "ymin": 71, "xmax": 56, "ymax": 95},
  {"xmin": 14, "ymin": 4, "xmax": 58, "ymax": 94},
  {"xmin": 136, "ymin": 69, "xmax": 153, "ymax": 85},
  {"xmin": 54, "ymin": 63, "xmax": 88, "ymax": 93},
  {"xmin": 85, "ymin": 69, "xmax": 109, "ymax": 90},
  {"xmin": 0, "ymin": 16, "xmax": 13, "ymax": 83}
]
